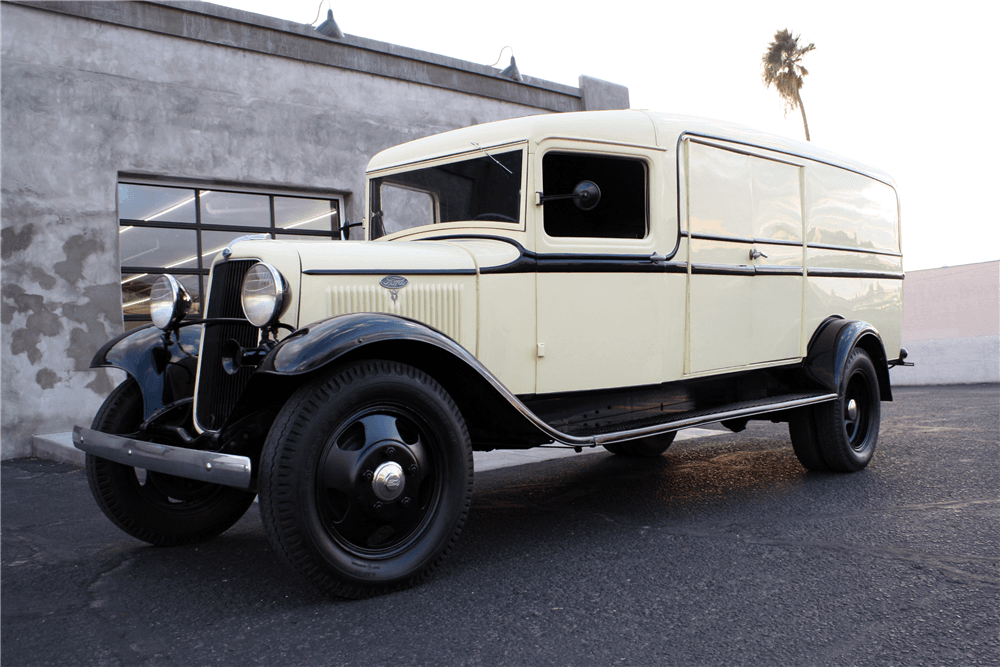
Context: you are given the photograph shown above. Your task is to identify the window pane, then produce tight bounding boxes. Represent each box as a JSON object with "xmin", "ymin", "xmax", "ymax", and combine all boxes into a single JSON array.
[
  {"xmin": 272, "ymin": 233, "xmax": 337, "ymax": 245},
  {"xmin": 200, "ymin": 230, "xmax": 271, "ymax": 265},
  {"xmin": 275, "ymin": 197, "xmax": 339, "ymax": 232},
  {"xmin": 122, "ymin": 273, "xmax": 201, "ymax": 319},
  {"xmin": 542, "ymin": 153, "xmax": 647, "ymax": 239},
  {"xmin": 199, "ymin": 191, "xmax": 270, "ymax": 227},
  {"xmin": 118, "ymin": 184, "xmax": 197, "ymax": 223},
  {"xmin": 120, "ymin": 226, "xmax": 199, "ymax": 269}
]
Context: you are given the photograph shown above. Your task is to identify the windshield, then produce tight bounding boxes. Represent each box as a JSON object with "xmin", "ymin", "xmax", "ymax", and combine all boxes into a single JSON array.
[{"xmin": 369, "ymin": 149, "xmax": 522, "ymax": 239}]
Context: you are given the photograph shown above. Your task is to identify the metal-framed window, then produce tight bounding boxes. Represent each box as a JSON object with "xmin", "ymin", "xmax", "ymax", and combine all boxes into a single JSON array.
[{"xmin": 118, "ymin": 180, "xmax": 345, "ymax": 329}]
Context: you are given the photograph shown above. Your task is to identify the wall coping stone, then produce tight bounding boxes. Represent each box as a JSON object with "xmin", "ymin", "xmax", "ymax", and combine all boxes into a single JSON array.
[{"xmin": 9, "ymin": 0, "xmax": 591, "ymax": 112}]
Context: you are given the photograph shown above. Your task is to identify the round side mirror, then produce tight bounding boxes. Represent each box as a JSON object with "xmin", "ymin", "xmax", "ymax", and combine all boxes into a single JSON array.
[{"xmin": 573, "ymin": 181, "xmax": 601, "ymax": 211}]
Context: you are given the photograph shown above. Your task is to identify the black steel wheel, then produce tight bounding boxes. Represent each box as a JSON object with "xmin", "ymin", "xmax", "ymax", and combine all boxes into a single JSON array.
[
  {"xmin": 258, "ymin": 360, "xmax": 473, "ymax": 598},
  {"xmin": 85, "ymin": 379, "xmax": 257, "ymax": 546},
  {"xmin": 603, "ymin": 431, "xmax": 676, "ymax": 457},
  {"xmin": 794, "ymin": 347, "xmax": 881, "ymax": 473}
]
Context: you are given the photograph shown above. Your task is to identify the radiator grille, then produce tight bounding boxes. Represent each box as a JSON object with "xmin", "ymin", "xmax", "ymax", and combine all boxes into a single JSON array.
[
  {"xmin": 196, "ymin": 260, "xmax": 257, "ymax": 431},
  {"xmin": 328, "ymin": 283, "xmax": 462, "ymax": 340}
]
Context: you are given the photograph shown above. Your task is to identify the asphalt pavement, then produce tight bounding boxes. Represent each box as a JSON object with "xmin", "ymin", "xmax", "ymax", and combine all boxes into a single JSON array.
[{"xmin": 3, "ymin": 384, "xmax": 998, "ymax": 666}]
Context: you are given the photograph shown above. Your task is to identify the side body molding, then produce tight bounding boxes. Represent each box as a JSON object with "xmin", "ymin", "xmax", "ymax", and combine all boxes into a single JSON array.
[
  {"xmin": 804, "ymin": 317, "xmax": 892, "ymax": 401},
  {"xmin": 91, "ymin": 324, "xmax": 203, "ymax": 420}
]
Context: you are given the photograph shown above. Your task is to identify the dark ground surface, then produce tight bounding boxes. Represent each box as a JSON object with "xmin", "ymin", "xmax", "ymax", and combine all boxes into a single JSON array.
[{"xmin": 2, "ymin": 385, "xmax": 998, "ymax": 666}]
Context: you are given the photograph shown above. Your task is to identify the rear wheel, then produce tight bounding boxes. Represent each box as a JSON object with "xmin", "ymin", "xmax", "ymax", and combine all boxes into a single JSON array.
[
  {"xmin": 85, "ymin": 379, "xmax": 257, "ymax": 546},
  {"xmin": 789, "ymin": 347, "xmax": 880, "ymax": 472},
  {"xmin": 603, "ymin": 431, "xmax": 676, "ymax": 458},
  {"xmin": 259, "ymin": 360, "xmax": 473, "ymax": 598}
]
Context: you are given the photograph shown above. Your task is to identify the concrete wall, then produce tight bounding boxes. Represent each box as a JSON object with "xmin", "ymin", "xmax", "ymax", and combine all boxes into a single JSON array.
[
  {"xmin": 0, "ymin": 1, "xmax": 628, "ymax": 458},
  {"xmin": 890, "ymin": 261, "xmax": 1000, "ymax": 386}
]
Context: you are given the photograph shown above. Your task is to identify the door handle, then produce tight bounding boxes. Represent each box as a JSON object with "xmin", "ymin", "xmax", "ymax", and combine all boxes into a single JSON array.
[{"xmin": 749, "ymin": 248, "xmax": 768, "ymax": 260}]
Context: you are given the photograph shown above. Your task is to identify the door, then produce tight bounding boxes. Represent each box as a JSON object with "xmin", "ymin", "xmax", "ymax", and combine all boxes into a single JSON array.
[
  {"xmin": 685, "ymin": 139, "xmax": 803, "ymax": 374},
  {"xmin": 534, "ymin": 146, "xmax": 674, "ymax": 394}
]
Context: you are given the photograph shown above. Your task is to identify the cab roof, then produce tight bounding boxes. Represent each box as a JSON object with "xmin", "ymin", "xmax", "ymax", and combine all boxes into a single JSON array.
[{"xmin": 366, "ymin": 109, "xmax": 895, "ymax": 187}]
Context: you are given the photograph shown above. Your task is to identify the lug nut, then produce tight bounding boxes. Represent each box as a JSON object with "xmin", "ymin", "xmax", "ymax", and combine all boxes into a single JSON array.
[
  {"xmin": 384, "ymin": 446, "xmax": 396, "ymax": 457},
  {"xmin": 363, "ymin": 470, "xmax": 374, "ymax": 481},
  {"xmin": 373, "ymin": 501, "xmax": 384, "ymax": 511},
  {"xmin": 400, "ymin": 497, "xmax": 411, "ymax": 508},
  {"xmin": 407, "ymin": 464, "xmax": 418, "ymax": 475}
]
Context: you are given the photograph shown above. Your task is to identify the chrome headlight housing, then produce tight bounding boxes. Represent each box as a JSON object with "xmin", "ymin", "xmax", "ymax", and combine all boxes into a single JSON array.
[
  {"xmin": 149, "ymin": 274, "xmax": 192, "ymax": 330},
  {"xmin": 240, "ymin": 262, "xmax": 289, "ymax": 328}
]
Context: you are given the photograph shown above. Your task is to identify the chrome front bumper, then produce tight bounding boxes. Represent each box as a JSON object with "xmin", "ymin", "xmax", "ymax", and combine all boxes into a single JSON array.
[{"xmin": 73, "ymin": 425, "xmax": 253, "ymax": 490}]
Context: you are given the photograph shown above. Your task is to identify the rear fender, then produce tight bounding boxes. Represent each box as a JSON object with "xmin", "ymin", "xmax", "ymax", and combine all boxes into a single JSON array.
[
  {"xmin": 804, "ymin": 317, "xmax": 892, "ymax": 401},
  {"xmin": 91, "ymin": 324, "xmax": 203, "ymax": 421}
]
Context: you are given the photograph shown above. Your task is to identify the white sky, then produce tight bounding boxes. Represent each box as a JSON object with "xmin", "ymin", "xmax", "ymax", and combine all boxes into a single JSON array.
[{"xmin": 216, "ymin": 0, "xmax": 999, "ymax": 271}]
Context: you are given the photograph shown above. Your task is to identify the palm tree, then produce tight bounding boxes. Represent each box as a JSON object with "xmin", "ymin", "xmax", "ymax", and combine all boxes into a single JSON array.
[{"xmin": 762, "ymin": 29, "xmax": 815, "ymax": 141}]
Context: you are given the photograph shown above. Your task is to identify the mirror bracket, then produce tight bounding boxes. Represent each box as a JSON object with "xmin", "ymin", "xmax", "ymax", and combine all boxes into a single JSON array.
[{"xmin": 535, "ymin": 180, "xmax": 601, "ymax": 211}]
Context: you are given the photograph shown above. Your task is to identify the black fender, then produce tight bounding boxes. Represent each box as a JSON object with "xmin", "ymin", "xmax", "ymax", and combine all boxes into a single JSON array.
[
  {"xmin": 249, "ymin": 313, "xmax": 551, "ymax": 449},
  {"xmin": 91, "ymin": 323, "xmax": 203, "ymax": 421},
  {"xmin": 804, "ymin": 317, "xmax": 892, "ymax": 401}
]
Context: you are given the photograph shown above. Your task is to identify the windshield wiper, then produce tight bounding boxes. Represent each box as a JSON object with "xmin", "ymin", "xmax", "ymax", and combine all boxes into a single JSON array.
[{"xmin": 470, "ymin": 141, "xmax": 513, "ymax": 176}]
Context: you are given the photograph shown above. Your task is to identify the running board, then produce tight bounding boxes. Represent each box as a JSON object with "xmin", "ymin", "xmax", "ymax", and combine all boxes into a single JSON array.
[{"xmin": 541, "ymin": 392, "xmax": 838, "ymax": 447}]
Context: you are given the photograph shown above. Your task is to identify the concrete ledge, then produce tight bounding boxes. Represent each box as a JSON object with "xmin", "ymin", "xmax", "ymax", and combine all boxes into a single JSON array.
[{"xmin": 32, "ymin": 432, "xmax": 85, "ymax": 467}]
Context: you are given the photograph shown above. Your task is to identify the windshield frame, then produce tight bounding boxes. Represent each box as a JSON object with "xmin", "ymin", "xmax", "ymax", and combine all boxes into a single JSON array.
[{"xmin": 366, "ymin": 141, "xmax": 528, "ymax": 240}]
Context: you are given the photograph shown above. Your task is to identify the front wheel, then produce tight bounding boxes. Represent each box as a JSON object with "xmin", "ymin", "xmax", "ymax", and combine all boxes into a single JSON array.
[
  {"xmin": 258, "ymin": 360, "xmax": 474, "ymax": 598},
  {"xmin": 86, "ymin": 379, "xmax": 257, "ymax": 546}
]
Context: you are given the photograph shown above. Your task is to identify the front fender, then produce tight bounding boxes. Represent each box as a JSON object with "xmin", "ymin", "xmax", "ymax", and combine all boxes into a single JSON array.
[
  {"xmin": 252, "ymin": 313, "xmax": 553, "ymax": 449},
  {"xmin": 260, "ymin": 313, "xmax": 465, "ymax": 376},
  {"xmin": 92, "ymin": 324, "xmax": 203, "ymax": 420},
  {"xmin": 804, "ymin": 317, "xmax": 892, "ymax": 401}
]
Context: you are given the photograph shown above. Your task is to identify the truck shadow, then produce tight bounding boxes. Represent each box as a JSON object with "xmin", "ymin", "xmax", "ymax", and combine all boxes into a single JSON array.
[{"xmin": 86, "ymin": 435, "xmax": 851, "ymax": 606}]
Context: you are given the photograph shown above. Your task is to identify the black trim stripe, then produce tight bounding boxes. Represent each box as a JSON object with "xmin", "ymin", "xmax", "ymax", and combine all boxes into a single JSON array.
[
  {"xmin": 692, "ymin": 263, "xmax": 755, "ymax": 276},
  {"xmin": 807, "ymin": 242, "xmax": 902, "ymax": 257},
  {"xmin": 754, "ymin": 265, "xmax": 804, "ymax": 276},
  {"xmin": 389, "ymin": 234, "xmax": 902, "ymax": 279},
  {"xmin": 688, "ymin": 232, "xmax": 802, "ymax": 247},
  {"xmin": 807, "ymin": 268, "xmax": 904, "ymax": 280},
  {"xmin": 536, "ymin": 257, "xmax": 686, "ymax": 273},
  {"xmin": 687, "ymin": 137, "xmax": 804, "ymax": 167},
  {"xmin": 302, "ymin": 268, "xmax": 477, "ymax": 276}
]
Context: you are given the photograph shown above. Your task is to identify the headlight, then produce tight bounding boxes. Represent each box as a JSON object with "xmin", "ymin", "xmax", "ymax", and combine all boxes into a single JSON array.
[
  {"xmin": 241, "ymin": 262, "xmax": 289, "ymax": 328},
  {"xmin": 149, "ymin": 275, "xmax": 191, "ymax": 330}
]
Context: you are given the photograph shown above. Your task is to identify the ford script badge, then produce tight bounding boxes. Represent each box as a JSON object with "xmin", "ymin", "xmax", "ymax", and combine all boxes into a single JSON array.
[{"xmin": 380, "ymin": 275, "xmax": 408, "ymax": 302}]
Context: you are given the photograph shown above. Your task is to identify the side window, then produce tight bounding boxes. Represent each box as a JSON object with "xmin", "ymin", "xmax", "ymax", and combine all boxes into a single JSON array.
[{"xmin": 542, "ymin": 153, "xmax": 647, "ymax": 239}]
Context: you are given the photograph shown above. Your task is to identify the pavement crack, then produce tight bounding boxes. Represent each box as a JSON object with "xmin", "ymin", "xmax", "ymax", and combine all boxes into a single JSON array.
[{"xmin": 86, "ymin": 553, "xmax": 136, "ymax": 609}]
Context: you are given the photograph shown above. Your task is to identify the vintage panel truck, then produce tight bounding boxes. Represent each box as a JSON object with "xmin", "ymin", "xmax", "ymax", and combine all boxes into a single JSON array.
[{"xmin": 75, "ymin": 110, "xmax": 908, "ymax": 597}]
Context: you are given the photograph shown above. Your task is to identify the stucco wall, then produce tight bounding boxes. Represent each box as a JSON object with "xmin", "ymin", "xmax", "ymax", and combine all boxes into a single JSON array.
[
  {"xmin": 890, "ymin": 261, "xmax": 1000, "ymax": 386},
  {"xmin": 0, "ymin": 1, "xmax": 627, "ymax": 458}
]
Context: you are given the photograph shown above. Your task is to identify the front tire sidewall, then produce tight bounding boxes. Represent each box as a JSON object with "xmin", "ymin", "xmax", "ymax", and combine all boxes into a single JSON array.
[{"xmin": 260, "ymin": 361, "xmax": 473, "ymax": 594}]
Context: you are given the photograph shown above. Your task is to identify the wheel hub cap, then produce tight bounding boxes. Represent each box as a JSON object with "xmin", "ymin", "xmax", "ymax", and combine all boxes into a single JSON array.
[
  {"xmin": 847, "ymin": 399, "xmax": 858, "ymax": 421},
  {"xmin": 372, "ymin": 461, "xmax": 405, "ymax": 502}
]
